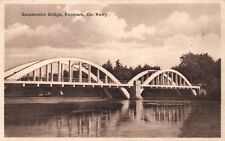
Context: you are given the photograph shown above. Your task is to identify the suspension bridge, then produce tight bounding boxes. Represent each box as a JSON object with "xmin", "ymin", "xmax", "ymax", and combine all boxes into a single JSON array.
[{"xmin": 4, "ymin": 58, "xmax": 200, "ymax": 99}]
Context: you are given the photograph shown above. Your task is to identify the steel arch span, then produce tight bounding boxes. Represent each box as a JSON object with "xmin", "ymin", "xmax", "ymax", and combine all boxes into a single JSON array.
[
  {"xmin": 142, "ymin": 69, "xmax": 195, "ymax": 88},
  {"xmin": 129, "ymin": 69, "xmax": 199, "ymax": 98},
  {"xmin": 4, "ymin": 58, "xmax": 130, "ymax": 99}
]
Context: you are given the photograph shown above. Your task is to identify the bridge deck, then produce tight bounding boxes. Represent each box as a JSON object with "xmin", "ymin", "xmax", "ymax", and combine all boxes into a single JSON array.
[{"xmin": 4, "ymin": 81, "xmax": 200, "ymax": 89}]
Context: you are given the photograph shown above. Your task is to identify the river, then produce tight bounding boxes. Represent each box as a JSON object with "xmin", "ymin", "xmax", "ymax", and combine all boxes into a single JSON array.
[{"xmin": 4, "ymin": 97, "xmax": 220, "ymax": 137}]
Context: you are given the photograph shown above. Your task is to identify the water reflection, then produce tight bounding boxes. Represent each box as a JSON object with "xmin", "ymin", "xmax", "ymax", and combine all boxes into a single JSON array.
[{"xmin": 5, "ymin": 99, "xmax": 209, "ymax": 137}]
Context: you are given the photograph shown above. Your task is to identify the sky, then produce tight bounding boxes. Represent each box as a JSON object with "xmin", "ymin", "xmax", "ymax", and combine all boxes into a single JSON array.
[{"xmin": 4, "ymin": 3, "xmax": 221, "ymax": 70}]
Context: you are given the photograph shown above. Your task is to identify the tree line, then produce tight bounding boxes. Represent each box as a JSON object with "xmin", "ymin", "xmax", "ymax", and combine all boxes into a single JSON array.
[
  {"xmin": 102, "ymin": 52, "xmax": 221, "ymax": 100},
  {"xmin": 102, "ymin": 59, "xmax": 160, "ymax": 81}
]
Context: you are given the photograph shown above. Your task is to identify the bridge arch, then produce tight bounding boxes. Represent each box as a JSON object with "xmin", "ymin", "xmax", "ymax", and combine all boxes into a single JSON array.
[
  {"xmin": 142, "ymin": 69, "xmax": 192, "ymax": 86},
  {"xmin": 128, "ymin": 69, "xmax": 198, "ymax": 98},
  {"xmin": 5, "ymin": 60, "xmax": 41, "ymax": 79},
  {"xmin": 127, "ymin": 70, "xmax": 157, "ymax": 85},
  {"xmin": 141, "ymin": 69, "xmax": 197, "ymax": 95},
  {"xmin": 5, "ymin": 58, "xmax": 130, "ymax": 99}
]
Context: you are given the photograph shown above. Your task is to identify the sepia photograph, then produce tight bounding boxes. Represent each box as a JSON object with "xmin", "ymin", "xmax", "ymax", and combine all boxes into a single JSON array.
[{"xmin": 2, "ymin": 0, "xmax": 223, "ymax": 139}]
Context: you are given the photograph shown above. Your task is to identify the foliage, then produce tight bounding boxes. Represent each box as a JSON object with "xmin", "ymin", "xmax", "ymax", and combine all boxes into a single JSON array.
[
  {"xmin": 172, "ymin": 52, "xmax": 221, "ymax": 100},
  {"xmin": 102, "ymin": 59, "xmax": 160, "ymax": 81}
]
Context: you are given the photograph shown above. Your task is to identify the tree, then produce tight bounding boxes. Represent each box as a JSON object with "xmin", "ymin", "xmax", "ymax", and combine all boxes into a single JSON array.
[
  {"xmin": 102, "ymin": 60, "xmax": 113, "ymax": 73},
  {"xmin": 114, "ymin": 59, "xmax": 127, "ymax": 80},
  {"xmin": 172, "ymin": 52, "xmax": 221, "ymax": 100}
]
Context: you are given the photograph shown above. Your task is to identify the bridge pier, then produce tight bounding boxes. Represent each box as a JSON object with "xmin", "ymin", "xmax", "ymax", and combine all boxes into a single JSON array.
[{"xmin": 130, "ymin": 80, "xmax": 143, "ymax": 100}]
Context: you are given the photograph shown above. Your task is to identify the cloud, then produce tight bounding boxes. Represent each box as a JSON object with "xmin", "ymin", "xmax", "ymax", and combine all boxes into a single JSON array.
[
  {"xmin": 125, "ymin": 24, "xmax": 156, "ymax": 40},
  {"xmin": 5, "ymin": 31, "xmax": 220, "ymax": 70},
  {"xmin": 5, "ymin": 5, "xmax": 221, "ymax": 69},
  {"xmin": 5, "ymin": 23, "xmax": 69, "ymax": 47},
  {"xmin": 5, "ymin": 45, "xmax": 179, "ymax": 70},
  {"xmin": 5, "ymin": 10, "xmax": 148, "ymax": 48},
  {"xmin": 155, "ymin": 11, "xmax": 220, "ymax": 37},
  {"xmin": 163, "ymin": 33, "xmax": 220, "ymax": 59},
  {"xmin": 5, "ymin": 23, "xmax": 31, "ymax": 41},
  {"xmin": 89, "ymin": 12, "xmax": 128, "ymax": 40},
  {"xmin": 5, "ymin": 8, "xmax": 220, "ymax": 49},
  {"xmin": 123, "ymin": 10, "xmax": 220, "ymax": 48}
]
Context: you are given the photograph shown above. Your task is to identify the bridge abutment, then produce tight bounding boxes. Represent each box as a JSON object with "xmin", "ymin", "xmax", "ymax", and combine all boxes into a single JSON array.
[{"xmin": 130, "ymin": 80, "xmax": 143, "ymax": 100}]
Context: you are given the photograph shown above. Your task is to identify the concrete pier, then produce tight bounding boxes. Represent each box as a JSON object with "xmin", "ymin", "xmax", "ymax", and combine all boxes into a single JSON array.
[{"xmin": 130, "ymin": 80, "xmax": 143, "ymax": 99}]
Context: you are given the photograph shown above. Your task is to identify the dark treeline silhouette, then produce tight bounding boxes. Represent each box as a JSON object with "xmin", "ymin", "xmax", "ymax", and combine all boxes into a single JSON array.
[
  {"xmin": 102, "ymin": 52, "xmax": 221, "ymax": 100},
  {"xmin": 102, "ymin": 59, "xmax": 160, "ymax": 81},
  {"xmin": 172, "ymin": 52, "xmax": 221, "ymax": 100}
]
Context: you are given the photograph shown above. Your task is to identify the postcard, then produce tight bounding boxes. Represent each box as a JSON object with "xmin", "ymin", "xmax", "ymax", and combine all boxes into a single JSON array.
[{"xmin": 1, "ymin": 0, "xmax": 224, "ymax": 140}]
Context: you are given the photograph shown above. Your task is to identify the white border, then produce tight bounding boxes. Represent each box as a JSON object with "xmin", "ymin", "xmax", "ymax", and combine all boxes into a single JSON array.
[{"xmin": 0, "ymin": 0, "xmax": 224, "ymax": 141}]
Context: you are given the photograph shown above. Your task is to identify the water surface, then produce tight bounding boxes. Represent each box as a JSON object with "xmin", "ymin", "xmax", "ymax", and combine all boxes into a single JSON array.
[{"xmin": 5, "ymin": 97, "xmax": 220, "ymax": 137}]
